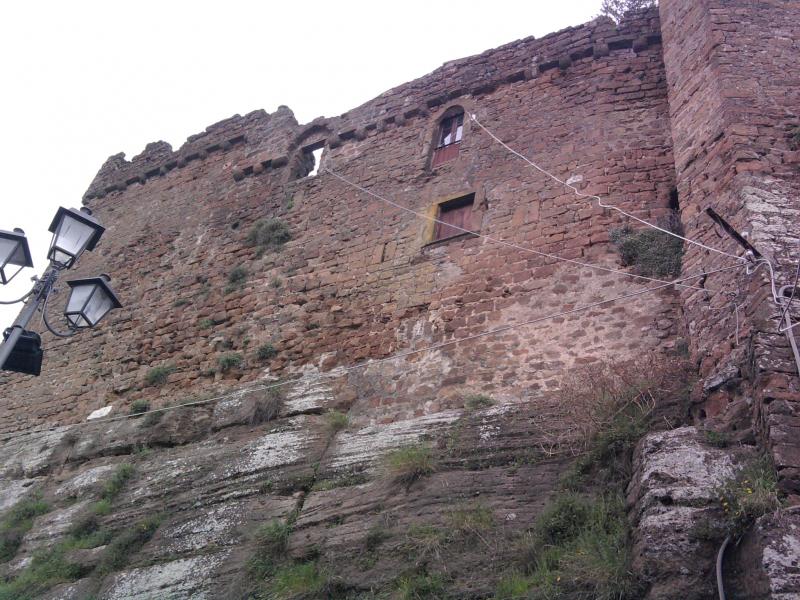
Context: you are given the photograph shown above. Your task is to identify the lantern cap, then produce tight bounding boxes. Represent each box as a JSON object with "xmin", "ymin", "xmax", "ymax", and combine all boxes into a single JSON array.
[
  {"xmin": 47, "ymin": 207, "xmax": 105, "ymax": 252},
  {"xmin": 0, "ymin": 228, "xmax": 34, "ymax": 269}
]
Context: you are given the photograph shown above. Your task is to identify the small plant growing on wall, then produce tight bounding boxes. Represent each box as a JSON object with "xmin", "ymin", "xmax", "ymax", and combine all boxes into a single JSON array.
[
  {"xmin": 224, "ymin": 266, "xmax": 248, "ymax": 294},
  {"xmin": 144, "ymin": 364, "xmax": 175, "ymax": 387},
  {"xmin": 129, "ymin": 399, "xmax": 150, "ymax": 415},
  {"xmin": 256, "ymin": 343, "xmax": 278, "ymax": 361},
  {"xmin": 790, "ymin": 126, "xmax": 800, "ymax": 151},
  {"xmin": 383, "ymin": 444, "xmax": 436, "ymax": 487},
  {"xmin": 610, "ymin": 213, "xmax": 684, "ymax": 278},
  {"xmin": 246, "ymin": 219, "xmax": 291, "ymax": 256},
  {"xmin": 218, "ymin": 352, "xmax": 244, "ymax": 373}
]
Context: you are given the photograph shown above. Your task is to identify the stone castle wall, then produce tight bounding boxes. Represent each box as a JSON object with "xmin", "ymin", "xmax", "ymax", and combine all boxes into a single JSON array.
[
  {"xmin": 0, "ymin": 9, "xmax": 679, "ymax": 435},
  {"xmin": 660, "ymin": 0, "xmax": 800, "ymax": 494}
]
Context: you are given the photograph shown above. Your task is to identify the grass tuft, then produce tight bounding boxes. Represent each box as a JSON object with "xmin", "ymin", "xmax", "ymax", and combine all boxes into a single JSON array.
[
  {"xmin": 129, "ymin": 399, "xmax": 150, "ymax": 415},
  {"xmin": 383, "ymin": 444, "xmax": 436, "ymax": 487},
  {"xmin": 325, "ymin": 410, "xmax": 350, "ymax": 434},
  {"xmin": 396, "ymin": 571, "xmax": 448, "ymax": 600},
  {"xmin": 101, "ymin": 463, "xmax": 134, "ymax": 502},
  {"xmin": 270, "ymin": 561, "xmax": 334, "ymax": 599},
  {"xmin": 144, "ymin": 365, "xmax": 175, "ymax": 387},
  {"xmin": 247, "ymin": 520, "xmax": 290, "ymax": 580},
  {"xmin": 464, "ymin": 394, "xmax": 494, "ymax": 411},
  {"xmin": 0, "ymin": 495, "xmax": 50, "ymax": 563},
  {"xmin": 97, "ymin": 516, "xmax": 161, "ymax": 575},
  {"xmin": 610, "ymin": 213, "xmax": 684, "ymax": 278},
  {"xmin": 217, "ymin": 352, "xmax": 244, "ymax": 373},
  {"xmin": 718, "ymin": 455, "xmax": 782, "ymax": 538},
  {"xmin": 496, "ymin": 494, "xmax": 642, "ymax": 600},
  {"xmin": 256, "ymin": 343, "xmax": 278, "ymax": 361},
  {"xmin": 246, "ymin": 219, "xmax": 291, "ymax": 256}
]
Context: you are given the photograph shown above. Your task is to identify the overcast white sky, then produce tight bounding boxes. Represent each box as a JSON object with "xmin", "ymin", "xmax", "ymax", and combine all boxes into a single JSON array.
[{"xmin": 0, "ymin": 0, "xmax": 602, "ymax": 325}]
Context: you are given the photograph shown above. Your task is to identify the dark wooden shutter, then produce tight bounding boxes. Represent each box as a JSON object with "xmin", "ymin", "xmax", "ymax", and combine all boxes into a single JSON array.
[{"xmin": 434, "ymin": 202, "xmax": 473, "ymax": 240}]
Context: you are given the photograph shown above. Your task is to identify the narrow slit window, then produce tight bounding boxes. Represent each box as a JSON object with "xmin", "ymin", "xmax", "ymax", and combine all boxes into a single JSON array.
[
  {"xmin": 307, "ymin": 147, "xmax": 324, "ymax": 177},
  {"xmin": 293, "ymin": 142, "xmax": 326, "ymax": 180},
  {"xmin": 433, "ymin": 194, "xmax": 475, "ymax": 241},
  {"xmin": 431, "ymin": 111, "xmax": 464, "ymax": 168}
]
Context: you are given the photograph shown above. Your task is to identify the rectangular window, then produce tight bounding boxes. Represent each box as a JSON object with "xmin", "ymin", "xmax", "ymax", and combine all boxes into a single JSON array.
[
  {"xmin": 431, "ymin": 112, "xmax": 464, "ymax": 167},
  {"xmin": 433, "ymin": 193, "xmax": 475, "ymax": 241}
]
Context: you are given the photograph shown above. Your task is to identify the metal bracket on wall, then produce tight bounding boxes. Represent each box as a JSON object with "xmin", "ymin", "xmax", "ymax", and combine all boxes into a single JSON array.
[{"xmin": 705, "ymin": 207, "xmax": 763, "ymax": 259}]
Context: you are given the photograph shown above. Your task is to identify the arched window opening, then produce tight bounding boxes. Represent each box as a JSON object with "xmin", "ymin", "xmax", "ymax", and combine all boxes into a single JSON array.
[{"xmin": 431, "ymin": 109, "xmax": 464, "ymax": 168}]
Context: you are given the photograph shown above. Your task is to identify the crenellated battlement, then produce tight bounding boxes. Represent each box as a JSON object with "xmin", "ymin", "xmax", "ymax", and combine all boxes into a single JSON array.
[{"xmin": 84, "ymin": 8, "xmax": 663, "ymax": 199}]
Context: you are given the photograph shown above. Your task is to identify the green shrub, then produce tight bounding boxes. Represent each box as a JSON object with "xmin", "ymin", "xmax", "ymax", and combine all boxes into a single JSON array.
[
  {"xmin": 404, "ymin": 525, "xmax": 446, "ymax": 563},
  {"xmin": 325, "ymin": 410, "xmax": 349, "ymax": 433},
  {"xmin": 447, "ymin": 503, "xmax": 494, "ymax": 537},
  {"xmin": 704, "ymin": 429, "xmax": 730, "ymax": 448},
  {"xmin": 0, "ymin": 544, "xmax": 86, "ymax": 600},
  {"xmin": 256, "ymin": 343, "xmax": 278, "ymax": 361},
  {"xmin": 97, "ymin": 516, "xmax": 161, "ymax": 574},
  {"xmin": 610, "ymin": 213, "xmax": 684, "ymax": 278},
  {"xmin": 270, "ymin": 561, "xmax": 330, "ymax": 599},
  {"xmin": 463, "ymin": 394, "xmax": 494, "ymax": 411},
  {"xmin": 251, "ymin": 389, "xmax": 283, "ymax": 424},
  {"xmin": 534, "ymin": 493, "xmax": 590, "ymax": 546},
  {"xmin": 365, "ymin": 524, "xmax": 390, "ymax": 552},
  {"xmin": 224, "ymin": 265, "xmax": 248, "ymax": 294},
  {"xmin": 498, "ymin": 494, "xmax": 642, "ymax": 600},
  {"xmin": 172, "ymin": 298, "xmax": 190, "ymax": 307},
  {"xmin": 142, "ymin": 408, "xmax": 165, "ymax": 427},
  {"xmin": 246, "ymin": 219, "xmax": 291, "ymax": 255},
  {"xmin": 217, "ymin": 352, "xmax": 244, "ymax": 372},
  {"xmin": 790, "ymin": 126, "xmax": 800, "ymax": 151},
  {"xmin": 102, "ymin": 463, "xmax": 134, "ymax": 502},
  {"xmin": 144, "ymin": 365, "xmax": 175, "ymax": 387},
  {"xmin": 0, "ymin": 495, "xmax": 49, "ymax": 562},
  {"xmin": 248, "ymin": 520, "xmax": 290, "ymax": 579},
  {"xmin": 384, "ymin": 444, "xmax": 436, "ymax": 486},
  {"xmin": 199, "ymin": 318, "xmax": 214, "ymax": 329},
  {"xmin": 91, "ymin": 499, "xmax": 112, "ymax": 516},
  {"xmin": 718, "ymin": 455, "xmax": 782, "ymax": 537},
  {"xmin": 129, "ymin": 399, "xmax": 150, "ymax": 415},
  {"xmin": 495, "ymin": 570, "xmax": 533, "ymax": 599},
  {"xmin": 396, "ymin": 571, "xmax": 447, "ymax": 600}
]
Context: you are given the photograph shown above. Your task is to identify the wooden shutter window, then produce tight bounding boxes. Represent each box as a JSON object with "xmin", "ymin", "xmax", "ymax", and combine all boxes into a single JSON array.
[
  {"xmin": 431, "ymin": 112, "xmax": 464, "ymax": 167},
  {"xmin": 433, "ymin": 195, "xmax": 474, "ymax": 241}
]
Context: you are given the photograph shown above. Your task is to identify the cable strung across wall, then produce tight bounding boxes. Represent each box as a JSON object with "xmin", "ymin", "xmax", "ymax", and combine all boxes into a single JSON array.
[
  {"xmin": 322, "ymin": 167, "xmax": 730, "ymax": 294},
  {"xmin": 468, "ymin": 112, "xmax": 748, "ymax": 264},
  {"xmin": 470, "ymin": 111, "xmax": 800, "ymax": 338}
]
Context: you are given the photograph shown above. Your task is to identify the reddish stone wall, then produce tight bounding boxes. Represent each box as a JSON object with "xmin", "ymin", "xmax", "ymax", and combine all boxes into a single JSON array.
[
  {"xmin": 660, "ymin": 0, "xmax": 800, "ymax": 493},
  {"xmin": 0, "ymin": 10, "xmax": 681, "ymax": 435}
]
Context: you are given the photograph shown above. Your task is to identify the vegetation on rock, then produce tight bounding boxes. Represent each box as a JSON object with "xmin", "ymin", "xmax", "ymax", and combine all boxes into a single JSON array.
[
  {"xmin": 383, "ymin": 444, "xmax": 437, "ymax": 487},
  {"xmin": 144, "ymin": 364, "xmax": 176, "ymax": 387},
  {"xmin": 718, "ymin": 455, "xmax": 782, "ymax": 538},
  {"xmin": 246, "ymin": 218, "xmax": 291, "ymax": 256},
  {"xmin": 610, "ymin": 213, "xmax": 684, "ymax": 279},
  {"xmin": 0, "ymin": 495, "xmax": 49, "ymax": 562}
]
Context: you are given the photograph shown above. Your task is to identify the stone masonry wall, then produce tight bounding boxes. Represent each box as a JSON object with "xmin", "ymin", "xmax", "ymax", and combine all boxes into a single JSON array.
[
  {"xmin": 0, "ymin": 10, "xmax": 681, "ymax": 436},
  {"xmin": 660, "ymin": 0, "xmax": 800, "ymax": 494}
]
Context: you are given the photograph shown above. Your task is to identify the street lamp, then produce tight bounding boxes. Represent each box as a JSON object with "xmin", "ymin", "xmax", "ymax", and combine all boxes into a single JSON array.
[
  {"xmin": 65, "ymin": 275, "xmax": 122, "ymax": 329},
  {"xmin": 0, "ymin": 228, "xmax": 33, "ymax": 284},
  {"xmin": 0, "ymin": 206, "xmax": 122, "ymax": 376},
  {"xmin": 47, "ymin": 207, "xmax": 105, "ymax": 269}
]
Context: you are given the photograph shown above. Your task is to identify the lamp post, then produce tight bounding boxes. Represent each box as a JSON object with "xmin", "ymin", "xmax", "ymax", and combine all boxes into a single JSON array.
[{"xmin": 0, "ymin": 206, "xmax": 122, "ymax": 376}]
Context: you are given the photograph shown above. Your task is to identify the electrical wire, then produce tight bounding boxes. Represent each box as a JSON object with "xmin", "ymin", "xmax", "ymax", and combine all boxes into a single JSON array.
[
  {"xmin": 469, "ymin": 113, "xmax": 748, "ymax": 264},
  {"xmin": 322, "ymin": 167, "xmax": 731, "ymax": 294},
  {"xmin": 41, "ymin": 286, "xmax": 76, "ymax": 339},
  {"xmin": 469, "ymin": 113, "xmax": 800, "ymax": 338},
  {"xmin": 0, "ymin": 290, "xmax": 33, "ymax": 305},
  {"xmin": 0, "ymin": 263, "xmax": 743, "ymax": 444}
]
